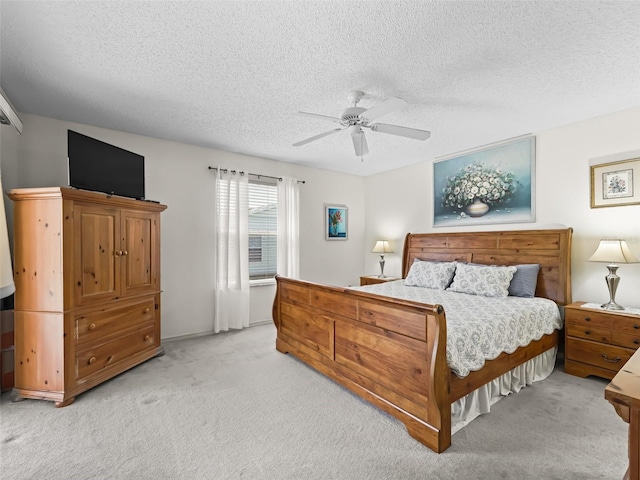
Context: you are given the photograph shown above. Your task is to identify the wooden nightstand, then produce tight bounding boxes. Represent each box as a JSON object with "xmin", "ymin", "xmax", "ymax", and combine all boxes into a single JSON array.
[
  {"xmin": 564, "ymin": 301, "xmax": 640, "ymax": 380},
  {"xmin": 360, "ymin": 275, "xmax": 401, "ymax": 286}
]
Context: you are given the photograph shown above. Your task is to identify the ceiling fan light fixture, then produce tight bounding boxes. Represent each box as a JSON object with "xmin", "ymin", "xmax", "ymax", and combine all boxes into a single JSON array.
[
  {"xmin": 350, "ymin": 125, "xmax": 368, "ymax": 157},
  {"xmin": 348, "ymin": 125, "xmax": 363, "ymax": 136}
]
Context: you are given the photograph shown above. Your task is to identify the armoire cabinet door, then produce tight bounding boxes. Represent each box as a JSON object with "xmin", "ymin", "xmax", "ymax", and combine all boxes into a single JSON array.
[
  {"xmin": 120, "ymin": 210, "xmax": 159, "ymax": 297},
  {"xmin": 74, "ymin": 204, "xmax": 120, "ymax": 306},
  {"xmin": 9, "ymin": 186, "xmax": 167, "ymax": 407}
]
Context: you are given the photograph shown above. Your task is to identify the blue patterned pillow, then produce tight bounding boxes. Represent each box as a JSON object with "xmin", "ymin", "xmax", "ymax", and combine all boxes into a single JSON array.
[
  {"xmin": 405, "ymin": 260, "xmax": 457, "ymax": 290},
  {"xmin": 508, "ymin": 264, "xmax": 541, "ymax": 298},
  {"xmin": 447, "ymin": 263, "xmax": 517, "ymax": 298}
]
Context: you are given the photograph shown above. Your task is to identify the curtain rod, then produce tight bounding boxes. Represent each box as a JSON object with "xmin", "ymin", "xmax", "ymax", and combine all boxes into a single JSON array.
[{"xmin": 207, "ymin": 166, "xmax": 305, "ymax": 184}]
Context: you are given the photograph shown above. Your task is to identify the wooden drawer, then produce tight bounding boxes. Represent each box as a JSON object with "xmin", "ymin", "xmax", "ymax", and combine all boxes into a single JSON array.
[
  {"xmin": 566, "ymin": 337, "xmax": 634, "ymax": 372},
  {"xmin": 566, "ymin": 324, "xmax": 611, "ymax": 344},
  {"xmin": 76, "ymin": 323, "xmax": 155, "ymax": 381},
  {"xmin": 565, "ymin": 310, "xmax": 612, "ymax": 330},
  {"xmin": 75, "ymin": 297, "xmax": 155, "ymax": 345},
  {"xmin": 612, "ymin": 317, "xmax": 640, "ymax": 335},
  {"xmin": 611, "ymin": 331, "xmax": 640, "ymax": 350}
]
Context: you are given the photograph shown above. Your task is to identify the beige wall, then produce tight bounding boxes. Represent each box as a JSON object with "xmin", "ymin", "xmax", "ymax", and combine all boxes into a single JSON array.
[
  {"xmin": 4, "ymin": 107, "xmax": 640, "ymax": 338},
  {"xmin": 364, "ymin": 107, "xmax": 640, "ymax": 309},
  {"xmin": 1, "ymin": 114, "xmax": 366, "ymax": 338}
]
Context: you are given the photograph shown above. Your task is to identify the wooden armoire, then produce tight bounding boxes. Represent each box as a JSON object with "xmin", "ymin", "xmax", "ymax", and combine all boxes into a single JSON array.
[{"xmin": 8, "ymin": 187, "xmax": 167, "ymax": 406}]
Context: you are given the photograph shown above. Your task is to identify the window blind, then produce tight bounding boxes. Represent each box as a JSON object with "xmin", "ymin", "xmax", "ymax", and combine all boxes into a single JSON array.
[{"xmin": 248, "ymin": 177, "xmax": 278, "ymax": 281}]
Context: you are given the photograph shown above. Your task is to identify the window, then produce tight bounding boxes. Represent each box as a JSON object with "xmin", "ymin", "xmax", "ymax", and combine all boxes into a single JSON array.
[
  {"xmin": 248, "ymin": 236, "xmax": 263, "ymax": 263},
  {"xmin": 248, "ymin": 177, "xmax": 278, "ymax": 281}
]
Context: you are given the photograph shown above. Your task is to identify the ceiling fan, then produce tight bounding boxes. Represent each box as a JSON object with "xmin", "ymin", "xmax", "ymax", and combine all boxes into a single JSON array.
[{"xmin": 292, "ymin": 90, "xmax": 431, "ymax": 157}]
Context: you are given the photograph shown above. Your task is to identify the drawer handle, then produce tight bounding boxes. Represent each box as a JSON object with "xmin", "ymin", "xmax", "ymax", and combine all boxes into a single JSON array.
[
  {"xmin": 144, "ymin": 308, "xmax": 150, "ymax": 313},
  {"xmin": 106, "ymin": 355, "xmax": 114, "ymax": 364},
  {"xmin": 88, "ymin": 323, "xmax": 96, "ymax": 331},
  {"xmin": 634, "ymin": 324, "xmax": 639, "ymax": 330},
  {"xmin": 88, "ymin": 356, "xmax": 96, "ymax": 365},
  {"xmin": 123, "ymin": 250, "xmax": 128, "ymax": 256},
  {"xmin": 114, "ymin": 250, "xmax": 123, "ymax": 257},
  {"xmin": 634, "ymin": 339, "xmax": 639, "ymax": 345},
  {"xmin": 601, "ymin": 354, "xmax": 621, "ymax": 364},
  {"xmin": 584, "ymin": 330, "xmax": 591, "ymax": 335},
  {"xmin": 144, "ymin": 334, "xmax": 150, "ymax": 341},
  {"xmin": 584, "ymin": 317, "xmax": 591, "ymax": 322}
]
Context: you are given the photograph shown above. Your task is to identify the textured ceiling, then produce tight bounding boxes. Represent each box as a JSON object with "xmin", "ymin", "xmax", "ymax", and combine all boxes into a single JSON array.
[{"xmin": 1, "ymin": 1, "xmax": 639, "ymax": 176}]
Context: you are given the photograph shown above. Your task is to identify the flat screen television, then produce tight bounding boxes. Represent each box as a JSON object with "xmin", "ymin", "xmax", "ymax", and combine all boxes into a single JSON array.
[{"xmin": 68, "ymin": 130, "xmax": 145, "ymax": 200}]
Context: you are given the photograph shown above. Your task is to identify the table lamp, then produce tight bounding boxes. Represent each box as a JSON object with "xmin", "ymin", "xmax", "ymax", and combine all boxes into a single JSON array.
[
  {"xmin": 371, "ymin": 240, "xmax": 393, "ymax": 278},
  {"xmin": 588, "ymin": 239, "xmax": 639, "ymax": 310}
]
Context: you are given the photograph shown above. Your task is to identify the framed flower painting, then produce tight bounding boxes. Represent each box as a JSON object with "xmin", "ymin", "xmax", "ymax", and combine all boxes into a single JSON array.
[
  {"xmin": 325, "ymin": 204, "xmax": 348, "ymax": 240},
  {"xmin": 590, "ymin": 157, "xmax": 640, "ymax": 208},
  {"xmin": 433, "ymin": 136, "xmax": 536, "ymax": 227}
]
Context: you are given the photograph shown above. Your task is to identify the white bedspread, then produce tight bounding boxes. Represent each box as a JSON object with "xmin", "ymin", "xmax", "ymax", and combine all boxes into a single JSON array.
[{"xmin": 351, "ymin": 280, "xmax": 562, "ymax": 377}]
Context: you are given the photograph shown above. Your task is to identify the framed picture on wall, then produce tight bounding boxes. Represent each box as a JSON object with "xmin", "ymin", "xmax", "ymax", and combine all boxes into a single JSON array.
[
  {"xmin": 433, "ymin": 136, "xmax": 536, "ymax": 227},
  {"xmin": 590, "ymin": 157, "xmax": 640, "ymax": 208},
  {"xmin": 325, "ymin": 204, "xmax": 348, "ymax": 240}
]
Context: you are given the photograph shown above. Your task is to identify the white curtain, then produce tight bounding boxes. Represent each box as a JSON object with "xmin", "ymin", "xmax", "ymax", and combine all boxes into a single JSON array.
[
  {"xmin": 277, "ymin": 176, "xmax": 300, "ymax": 279},
  {"xmin": 213, "ymin": 169, "xmax": 250, "ymax": 333}
]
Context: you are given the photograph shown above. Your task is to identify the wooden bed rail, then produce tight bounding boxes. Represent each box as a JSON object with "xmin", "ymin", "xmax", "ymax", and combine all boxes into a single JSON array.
[
  {"xmin": 272, "ymin": 228, "xmax": 571, "ymax": 452},
  {"xmin": 272, "ymin": 275, "xmax": 452, "ymax": 452}
]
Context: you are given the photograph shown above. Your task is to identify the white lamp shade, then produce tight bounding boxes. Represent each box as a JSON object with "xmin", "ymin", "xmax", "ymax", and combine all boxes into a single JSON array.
[
  {"xmin": 588, "ymin": 239, "xmax": 639, "ymax": 264},
  {"xmin": 372, "ymin": 240, "xmax": 393, "ymax": 254},
  {"xmin": 0, "ymin": 174, "xmax": 15, "ymax": 299}
]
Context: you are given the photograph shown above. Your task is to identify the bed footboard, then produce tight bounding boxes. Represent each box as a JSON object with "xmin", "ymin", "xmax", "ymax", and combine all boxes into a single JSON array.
[{"xmin": 272, "ymin": 275, "xmax": 451, "ymax": 453}]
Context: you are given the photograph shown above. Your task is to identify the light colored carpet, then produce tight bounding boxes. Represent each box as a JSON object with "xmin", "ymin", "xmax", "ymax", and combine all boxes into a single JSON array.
[{"xmin": 0, "ymin": 324, "xmax": 628, "ymax": 480}]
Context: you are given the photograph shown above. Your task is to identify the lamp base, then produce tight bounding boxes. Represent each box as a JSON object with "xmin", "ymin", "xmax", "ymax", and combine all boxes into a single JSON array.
[
  {"xmin": 603, "ymin": 264, "xmax": 624, "ymax": 311},
  {"xmin": 601, "ymin": 301, "xmax": 625, "ymax": 311},
  {"xmin": 378, "ymin": 255, "xmax": 386, "ymax": 278}
]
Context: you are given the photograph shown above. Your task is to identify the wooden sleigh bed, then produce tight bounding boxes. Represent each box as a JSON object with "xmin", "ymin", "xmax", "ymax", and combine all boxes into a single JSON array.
[{"xmin": 272, "ymin": 228, "xmax": 572, "ymax": 453}]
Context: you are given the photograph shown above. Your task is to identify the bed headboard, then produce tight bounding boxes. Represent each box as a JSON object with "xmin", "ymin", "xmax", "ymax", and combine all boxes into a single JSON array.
[{"xmin": 401, "ymin": 228, "xmax": 573, "ymax": 305}]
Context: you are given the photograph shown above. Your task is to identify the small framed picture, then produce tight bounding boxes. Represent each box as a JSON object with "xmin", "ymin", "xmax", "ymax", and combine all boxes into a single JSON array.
[
  {"xmin": 591, "ymin": 157, "xmax": 640, "ymax": 208},
  {"xmin": 324, "ymin": 204, "xmax": 348, "ymax": 240}
]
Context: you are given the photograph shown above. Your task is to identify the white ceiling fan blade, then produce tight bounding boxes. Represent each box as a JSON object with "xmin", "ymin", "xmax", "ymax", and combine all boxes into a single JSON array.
[
  {"xmin": 292, "ymin": 128, "xmax": 343, "ymax": 146},
  {"xmin": 294, "ymin": 111, "xmax": 343, "ymax": 124},
  {"xmin": 369, "ymin": 123, "xmax": 431, "ymax": 141},
  {"xmin": 359, "ymin": 96, "xmax": 408, "ymax": 123},
  {"xmin": 350, "ymin": 128, "xmax": 369, "ymax": 156}
]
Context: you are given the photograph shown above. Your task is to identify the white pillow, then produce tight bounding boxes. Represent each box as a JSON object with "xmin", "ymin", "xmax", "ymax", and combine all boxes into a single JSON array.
[
  {"xmin": 404, "ymin": 260, "xmax": 457, "ymax": 290},
  {"xmin": 447, "ymin": 263, "xmax": 517, "ymax": 298}
]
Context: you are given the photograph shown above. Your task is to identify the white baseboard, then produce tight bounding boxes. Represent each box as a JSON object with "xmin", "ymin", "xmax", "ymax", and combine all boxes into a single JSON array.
[{"xmin": 162, "ymin": 321, "xmax": 272, "ymax": 343}]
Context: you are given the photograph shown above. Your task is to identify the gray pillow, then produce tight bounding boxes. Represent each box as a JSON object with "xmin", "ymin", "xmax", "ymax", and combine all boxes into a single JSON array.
[{"xmin": 508, "ymin": 264, "xmax": 541, "ymax": 298}]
